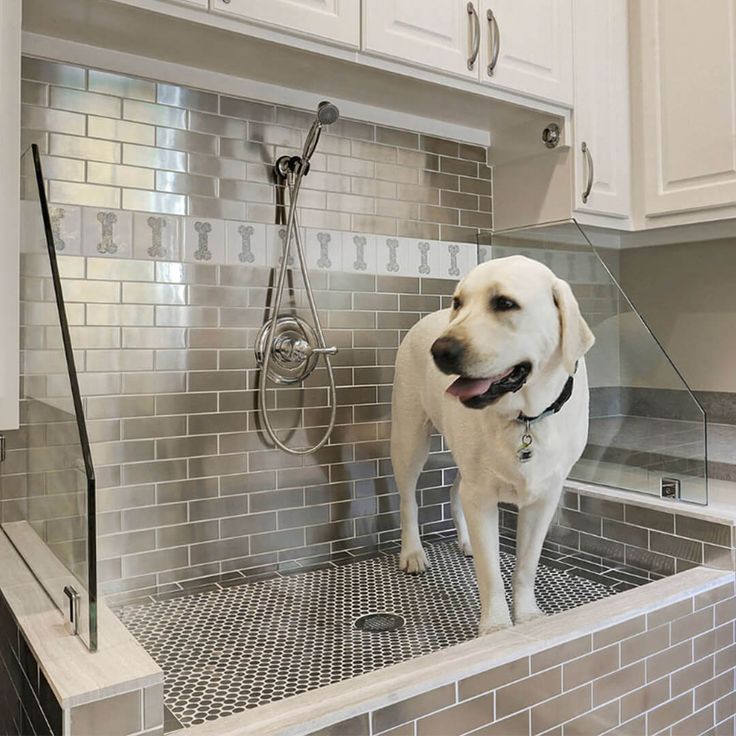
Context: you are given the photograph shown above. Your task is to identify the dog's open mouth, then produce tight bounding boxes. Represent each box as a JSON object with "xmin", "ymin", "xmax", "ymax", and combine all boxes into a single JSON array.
[{"xmin": 446, "ymin": 361, "xmax": 532, "ymax": 409}]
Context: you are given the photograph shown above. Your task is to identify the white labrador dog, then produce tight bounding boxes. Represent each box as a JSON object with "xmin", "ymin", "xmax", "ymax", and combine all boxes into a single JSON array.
[{"xmin": 391, "ymin": 255, "xmax": 595, "ymax": 635}]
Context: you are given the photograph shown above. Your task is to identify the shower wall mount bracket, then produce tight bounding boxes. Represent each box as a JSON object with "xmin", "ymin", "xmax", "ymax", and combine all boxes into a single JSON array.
[{"xmin": 255, "ymin": 315, "xmax": 337, "ymax": 384}]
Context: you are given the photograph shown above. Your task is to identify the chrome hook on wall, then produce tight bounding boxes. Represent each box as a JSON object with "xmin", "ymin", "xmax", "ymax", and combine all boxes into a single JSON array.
[{"xmin": 541, "ymin": 123, "xmax": 561, "ymax": 149}]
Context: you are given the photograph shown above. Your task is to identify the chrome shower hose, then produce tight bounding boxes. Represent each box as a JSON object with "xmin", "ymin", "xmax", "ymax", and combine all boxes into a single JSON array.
[{"xmin": 257, "ymin": 166, "xmax": 338, "ymax": 455}]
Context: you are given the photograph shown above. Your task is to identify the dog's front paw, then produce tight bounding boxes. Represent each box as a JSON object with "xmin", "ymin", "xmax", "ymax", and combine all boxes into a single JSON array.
[
  {"xmin": 478, "ymin": 613, "xmax": 512, "ymax": 636},
  {"xmin": 458, "ymin": 538, "xmax": 473, "ymax": 557},
  {"xmin": 514, "ymin": 605, "xmax": 545, "ymax": 624},
  {"xmin": 399, "ymin": 546, "xmax": 429, "ymax": 574}
]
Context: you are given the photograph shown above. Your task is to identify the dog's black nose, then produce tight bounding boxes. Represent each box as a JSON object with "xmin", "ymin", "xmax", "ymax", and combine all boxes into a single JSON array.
[{"xmin": 431, "ymin": 336, "xmax": 464, "ymax": 374}]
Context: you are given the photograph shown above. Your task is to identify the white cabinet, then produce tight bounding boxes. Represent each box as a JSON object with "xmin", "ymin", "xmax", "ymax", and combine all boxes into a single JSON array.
[
  {"xmin": 0, "ymin": 0, "xmax": 20, "ymax": 430},
  {"xmin": 637, "ymin": 0, "xmax": 736, "ymax": 219},
  {"xmin": 211, "ymin": 0, "xmax": 360, "ymax": 47},
  {"xmin": 362, "ymin": 0, "xmax": 482, "ymax": 79},
  {"xmin": 571, "ymin": 0, "xmax": 630, "ymax": 219},
  {"xmin": 481, "ymin": 0, "xmax": 573, "ymax": 105}
]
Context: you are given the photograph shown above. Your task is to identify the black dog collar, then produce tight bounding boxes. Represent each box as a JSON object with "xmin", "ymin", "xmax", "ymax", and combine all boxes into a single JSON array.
[
  {"xmin": 515, "ymin": 363, "xmax": 577, "ymax": 463},
  {"xmin": 517, "ymin": 373, "xmax": 574, "ymax": 425}
]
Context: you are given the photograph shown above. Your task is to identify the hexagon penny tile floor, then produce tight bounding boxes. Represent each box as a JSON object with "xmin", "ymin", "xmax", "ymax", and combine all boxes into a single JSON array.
[{"xmin": 115, "ymin": 540, "xmax": 641, "ymax": 730}]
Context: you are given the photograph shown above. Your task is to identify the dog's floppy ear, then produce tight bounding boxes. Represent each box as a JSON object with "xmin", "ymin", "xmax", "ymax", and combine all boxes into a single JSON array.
[{"xmin": 552, "ymin": 277, "xmax": 595, "ymax": 374}]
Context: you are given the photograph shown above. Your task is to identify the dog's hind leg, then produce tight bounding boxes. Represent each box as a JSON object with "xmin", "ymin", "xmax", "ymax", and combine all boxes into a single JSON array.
[
  {"xmin": 450, "ymin": 474, "xmax": 472, "ymax": 557},
  {"xmin": 391, "ymin": 399, "xmax": 432, "ymax": 574}
]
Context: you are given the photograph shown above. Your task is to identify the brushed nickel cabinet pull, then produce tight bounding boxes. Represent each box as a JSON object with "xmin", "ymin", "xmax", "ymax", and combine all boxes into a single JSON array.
[
  {"xmin": 487, "ymin": 8, "xmax": 500, "ymax": 75},
  {"xmin": 582, "ymin": 142, "xmax": 594, "ymax": 203},
  {"xmin": 467, "ymin": 2, "xmax": 481, "ymax": 70}
]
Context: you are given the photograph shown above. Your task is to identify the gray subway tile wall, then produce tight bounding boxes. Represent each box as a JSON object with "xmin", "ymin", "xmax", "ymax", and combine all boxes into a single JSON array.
[
  {"xmin": 19, "ymin": 56, "xmax": 491, "ymax": 242},
  {"xmin": 7, "ymin": 56, "xmax": 496, "ymax": 596}
]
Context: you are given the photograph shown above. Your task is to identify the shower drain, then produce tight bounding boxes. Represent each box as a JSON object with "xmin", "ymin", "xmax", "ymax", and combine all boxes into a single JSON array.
[{"xmin": 354, "ymin": 612, "xmax": 405, "ymax": 632}]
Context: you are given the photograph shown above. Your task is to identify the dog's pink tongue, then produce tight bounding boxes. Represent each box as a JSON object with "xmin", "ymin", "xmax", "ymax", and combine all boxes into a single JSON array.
[{"xmin": 446, "ymin": 376, "xmax": 493, "ymax": 400}]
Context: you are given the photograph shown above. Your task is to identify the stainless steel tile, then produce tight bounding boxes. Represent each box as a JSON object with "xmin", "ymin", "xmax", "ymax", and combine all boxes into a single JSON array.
[
  {"xmin": 218, "ymin": 180, "xmax": 272, "ymax": 203},
  {"xmin": 351, "ymin": 139, "xmax": 397, "ymax": 163},
  {"xmin": 155, "ymin": 261, "xmax": 217, "ymax": 284},
  {"xmin": 155, "ymin": 305, "xmax": 218, "ymax": 327},
  {"xmin": 48, "ymin": 180, "xmax": 120, "ymax": 208},
  {"xmin": 86, "ymin": 395, "xmax": 155, "ymax": 420},
  {"xmin": 50, "ymin": 87, "xmax": 121, "ymax": 118},
  {"xmin": 122, "ymin": 326, "xmax": 186, "ymax": 349},
  {"xmin": 89, "ymin": 70, "xmax": 156, "ymax": 101},
  {"xmin": 155, "ymin": 392, "xmax": 217, "ymax": 416},
  {"xmin": 86, "ymin": 349, "xmax": 154, "ymax": 372},
  {"xmin": 157, "ymin": 83, "xmax": 218, "ymax": 112},
  {"xmin": 22, "ymin": 105, "xmax": 85, "ymax": 135},
  {"xmin": 86, "ymin": 304, "xmax": 154, "ymax": 326},
  {"xmin": 219, "ymin": 138, "xmax": 273, "ymax": 163},
  {"xmin": 121, "ymin": 547, "xmax": 189, "ymax": 577},
  {"xmin": 122, "ymin": 415, "xmax": 187, "ymax": 441},
  {"xmin": 156, "ymin": 127, "xmax": 217, "ymax": 155},
  {"xmin": 376, "ymin": 126, "xmax": 419, "ymax": 149},
  {"xmin": 21, "ymin": 80, "xmax": 48, "ymax": 106},
  {"xmin": 156, "ymin": 349, "xmax": 217, "ymax": 370},
  {"xmin": 124, "ymin": 99, "xmax": 187, "ymax": 129},
  {"xmin": 49, "ymin": 133, "xmax": 121, "ymax": 163},
  {"xmin": 88, "ymin": 161, "xmax": 155, "ymax": 189},
  {"xmin": 156, "ymin": 170, "xmax": 217, "ymax": 197},
  {"xmin": 21, "ymin": 58, "xmax": 85, "ymax": 88},
  {"xmin": 123, "ymin": 144, "xmax": 187, "ymax": 172},
  {"xmin": 188, "ymin": 196, "xmax": 245, "ymax": 219},
  {"xmin": 88, "ymin": 116, "xmax": 155, "ymax": 145},
  {"xmin": 189, "ymin": 110, "xmax": 246, "ymax": 138},
  {"xmin": 39, "ymin": 155, "xmax": 85, "ymax": 182},
  {"xmin": 219, "ymin": 96, "xmax": 275, "ymax": 122},
  {"xmin": 248, "ymin": 122, "xmax": 301, "ymax": 148},
  {"xmin": 187, "ymin": 153, "xmax": 246, "ymax": 179},
  {"xmin": 21, "ymin": 130, "xmax": 48, "ymax": 155},
  {"xmin": 123, "ymin": 372, "xmax": 186, "ymax": 395},
  {"xmin": 122, "ymin": 189, "xmax": 186, "ymax": 215},
  {"xmin": 157, "ymin": 521, "xmax": 220, "ymax": 549},
  {"xmin": 156, "ymin": 434, "xmax": 217, "ymax": 460}
]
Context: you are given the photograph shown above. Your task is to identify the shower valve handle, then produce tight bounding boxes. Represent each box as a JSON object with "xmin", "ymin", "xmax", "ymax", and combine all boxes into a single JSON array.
[{"xmin": 310, "ymin": 346, "xmax": 338, "ymax": 356}]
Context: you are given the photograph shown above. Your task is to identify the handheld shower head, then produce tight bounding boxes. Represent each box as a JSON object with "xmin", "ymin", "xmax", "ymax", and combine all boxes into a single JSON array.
[
  {"xmin": 316, "ymin": 101, "xmax": 339, "ymax": 126},
  {"xmin": 302, "ymin": 101, "xmax": 340, "ymax": 163}
]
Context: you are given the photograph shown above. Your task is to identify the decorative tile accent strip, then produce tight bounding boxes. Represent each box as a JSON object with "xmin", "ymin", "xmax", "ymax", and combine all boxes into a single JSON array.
[{"xmin": 20, "ymin": 205, "xmax": 479, "ymax": 279}]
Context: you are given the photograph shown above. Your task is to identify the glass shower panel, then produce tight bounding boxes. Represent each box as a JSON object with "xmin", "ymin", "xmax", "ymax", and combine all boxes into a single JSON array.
[
  {"xmin": 478, "ymin": 220, "xmax": 707, "ymax": 505},
  {"xmin": 0, "ymin": 145, "xmax": 97, "ymax": 649}
]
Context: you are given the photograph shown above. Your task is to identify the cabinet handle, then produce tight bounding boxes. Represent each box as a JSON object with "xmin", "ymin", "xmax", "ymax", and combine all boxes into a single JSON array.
[
  {"xmin": 467, "ymin": 2, "xmax": 481, "ymax": 70},
  {"xmin": 486, "ymin": 8, "xmax": 500, "ymax": 75},
  {"xmin": 581, "ymin": 142, "xmax": 594, "ymax": 204}
]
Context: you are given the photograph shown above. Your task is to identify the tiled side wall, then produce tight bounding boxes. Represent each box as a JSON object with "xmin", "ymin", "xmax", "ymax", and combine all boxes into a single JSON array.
[
  {"xmin": 0, "ymin": 587, "xmax": 164, "ymax": 736},
  {"xmin": 312, "ymin": 579, "xmax": 736, "ymax": 736},
  {"xmin": 0, "ymin": 592, "xmax": 62, "ymax": 736},
  {"xmin": 505, "ymin": 488, "xmax": 736, "ymax": 578}
]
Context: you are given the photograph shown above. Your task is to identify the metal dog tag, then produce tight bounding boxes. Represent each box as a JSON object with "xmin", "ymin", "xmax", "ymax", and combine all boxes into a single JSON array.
[{"xmin": 518, "ymin": 423, "xmax": 533, "ymax": 463}]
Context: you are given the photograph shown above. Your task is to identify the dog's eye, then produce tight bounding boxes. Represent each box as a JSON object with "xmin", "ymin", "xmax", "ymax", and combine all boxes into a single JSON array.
[
  {"xmin": 491, "ymin": 295, "xmax": 519, "ymax": 312},
  {"xmin": 452, "ymin": 297, "xmax": 462, "ymax": 310}
]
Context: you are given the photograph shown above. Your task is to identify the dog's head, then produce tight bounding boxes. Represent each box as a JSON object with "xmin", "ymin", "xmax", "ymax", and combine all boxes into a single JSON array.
[{"xmin": 432, "ymin": 255, "xmax": 595, "ymax": 409}]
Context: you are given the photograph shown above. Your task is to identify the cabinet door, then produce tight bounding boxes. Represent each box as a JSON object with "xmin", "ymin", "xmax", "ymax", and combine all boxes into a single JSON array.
[
  {"xmin": 639, "ymin": 0, "xmax": 736, "ymax": 217},
  {"xmin": 0, "ymin": 0, "xmax": 20, "ymax": 430},
  {"xmin": 362, "ymin": 0, "xmax": 483, "ymax": 79},
  {"xmin": 212, "ymin": 0, "xmax": 360, "ymax": 47},
  {"xmin": 572, "ymin": 0, "xmax": 630, "ymax": 218},
  {"xmin": 481, "ymin": 0, "xmax": 573, "ymax": 105}
]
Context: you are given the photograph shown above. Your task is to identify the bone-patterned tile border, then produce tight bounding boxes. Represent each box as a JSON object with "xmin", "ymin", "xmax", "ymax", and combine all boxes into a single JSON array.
[
  {"xmin": 21, "ymin": 202, "xmax": 478, "ymax": 280},
  {"xmin": 19, "ymin": 56, "xmax": 491, "ymax": 244}
]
